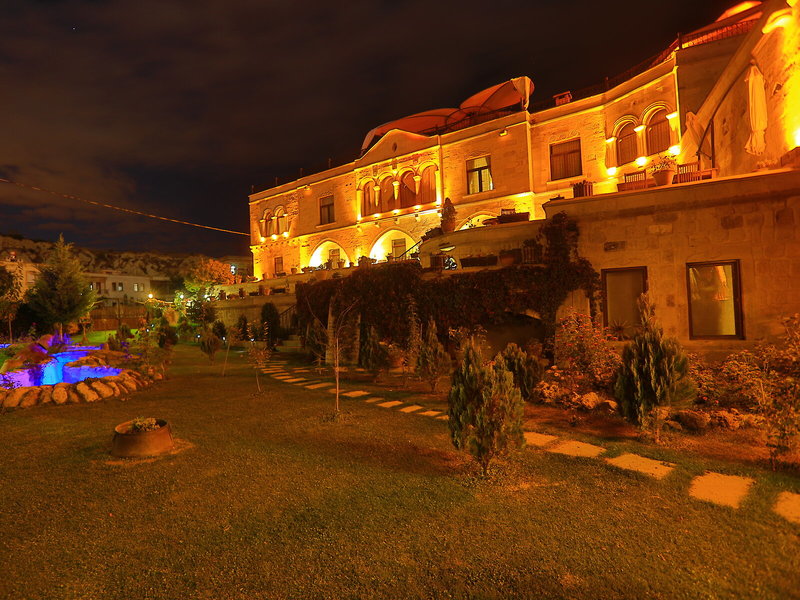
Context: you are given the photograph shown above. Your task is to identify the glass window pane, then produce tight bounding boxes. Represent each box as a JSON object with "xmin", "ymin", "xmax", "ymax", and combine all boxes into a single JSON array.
[
  {"xmin": 603, "ymin": 268, "xmax": 646, "ymax": 338},
  {"xmin": 688, "ymin": 263, "xmax": 740, "ymax": 337}
]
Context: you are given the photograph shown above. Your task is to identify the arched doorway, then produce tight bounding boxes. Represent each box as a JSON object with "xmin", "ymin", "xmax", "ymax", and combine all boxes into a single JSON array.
[{"xmin": 369, "ymin": 229, "xmax": 416, "ymax": 261}]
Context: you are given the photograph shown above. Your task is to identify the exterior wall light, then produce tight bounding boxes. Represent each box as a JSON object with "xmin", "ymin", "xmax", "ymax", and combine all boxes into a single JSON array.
[
  {"xmin": 669, "ymin": 145, "xmax": 681, "ymax": 156},
  {"xmin": 439, "ymin": 243, "xmax": 455, "ymax": 252},
  {"xmin": 392, "ymin": 209, "xmax": 400, "ymax": 215},
  {"xmin": 606, "ymin": 167, "xmax": 617, "ymax": 176},
  {"xmin": 605, "ymin": 137, "xmax": 616, "ymax": 144},
  {"xmin": 413, "ymin": 205, "xmax": 421, "ymax": 211},
  {"xmin": 259, "ymin": 236, "xmax": 266, "ymax": 243},
  {"xmin": 763, "ymin": 9, "xmax": 792, "ymax": 34},
  {"xmin": 499, "ymin": 129, "xmax": 508, "ymax": 137},
  {"xmin": 271, "ymin": 234, "xmax": 278, "ymax": 241},
  {"xmin": 634, "ymin": 125, "xmax": 645, "ymax": 133},
  {"xmin": 666, "ymin": 111, "xmax": 679, "ymax": 120},
  {"xmin": 282, "ymin": 232, "xmax": 289, "ymax": 238},
  {"xmin": 147, "ymin": 293, "xmax": 153, "ymax": 299},
  {"xmin": 635, "ymin": 156, "xmax": 648, "ymax": 167},
  {"xmin": 373, "ymin": 213, "xmax": 380, "ymax": 219}
]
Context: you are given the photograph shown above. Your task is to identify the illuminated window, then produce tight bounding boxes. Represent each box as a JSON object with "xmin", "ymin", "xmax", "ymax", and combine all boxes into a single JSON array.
[
  {"xmin": 274, "ymin": 208, "xmax": 287, "ymax": 235},
  {"xmin": 399, "ymin": 172, "xmax": 416, "ymax": 208},
  {"xmin": 361, "ymin": 185, "xmax": 374, "ymax": 216},
  {"xmin": 466, "ymin": 156, "xmax": 493, "ymax": 194},
  {"xmin": 328, "ymin": 248, "xmax": 340, "ymax": 263},
  {"xmin": 379, "ymin": 178, "xmax": 395, "ymax": 213},
  {"xmin": 391, "ymin": 238, "xmax": 406, "ymax": 258},
  {"xmin": 602, "ymin": 267, "xmax": 647, "ymax": 338},
  {"xmin": 418, "ymin": 166, "xmax": 436, "ymax": 205},
  {"xmin": 319, "ymin": 195, "xmax": 335, "ymax": 225},
  {"xmin": 617, "ymin": 123, "xmax": 638, "ymax": 165},
  {"xmin": 646, "ymin": 110, "xmax": 671, "ymax": 155},
  {"xmin": 274, "ymin": 256, "xmax": 284, "ymax": 276},
  {"xmin": 687, "ymin": 261, "xmax": 743, "ymax": 339},
  {"xmin": 262, "ymin": 211, "xmax": 274, "ymax": 237},
  {"xmin": 549, "ymin": 138, "xmax": 582, "ymax": 180},
  {"xmin": 111, "ymin": 282, "xmax": 124, "ymax": 292}
]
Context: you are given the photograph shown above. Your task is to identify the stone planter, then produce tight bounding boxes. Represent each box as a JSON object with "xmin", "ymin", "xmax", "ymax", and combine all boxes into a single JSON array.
[
  {"xmin": 111, "ymin": 419, "xmax": 174, "ymax": 458},
  {"xmin": 652, "ymin": 169, "xmax": 675, "ymax": 186}
]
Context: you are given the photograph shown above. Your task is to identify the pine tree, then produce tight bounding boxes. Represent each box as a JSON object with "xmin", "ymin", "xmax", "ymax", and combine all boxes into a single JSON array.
[
  {"xmin": 359, "ymin": 325, "xmax": 388, "ymax": 381},
  {"xmin": 498, "ymin": 342, "xmax": 543, "ymax": 402},
  {"xmin": 26, "ymin": 235, "xmax": 96, "ymax": 337},
  {"xmin": 614, "ymin": 295, "xmax": 695, "ymax": 435},
  {"xmin": 417, "ymin": 319, "xmax": 451, "ymax": 392},
  {"xmin": 404, "ymin": 295, "xmax": 422, "ymax": 379},
  {"xmin": 448, "ymin": 339, "xmax": 526, "ymax": 475}
]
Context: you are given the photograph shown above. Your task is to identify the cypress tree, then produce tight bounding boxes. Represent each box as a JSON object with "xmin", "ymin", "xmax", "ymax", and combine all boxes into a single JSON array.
[{"xmin": 417, "ymin": 319, "xmax": 450, "ymax": 392}]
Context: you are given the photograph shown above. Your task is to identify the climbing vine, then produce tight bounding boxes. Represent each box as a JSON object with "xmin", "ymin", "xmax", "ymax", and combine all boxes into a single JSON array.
[{"xmin": 295, "ymin": 212, "xmax": 598, "ymax": 352}]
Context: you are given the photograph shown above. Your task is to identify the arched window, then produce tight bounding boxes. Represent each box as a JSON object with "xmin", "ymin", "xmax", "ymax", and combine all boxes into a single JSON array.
[
  {"xmin": 616, "ymin": 123, "xmax": 638, "ymax": 165},
  {"xmin": 646, "ymin": 110, "xmax": 670, "ymax": 155},
  {"xmin": 262, "ymin": 211, "xmax": 273, "ymax": 237},
  {"xmin": 399, "ymin": 172, "xmax": 416, "ymax": 208},
  {"xmin": 379, "ymin": 178, "xmax": 395, "ymax": 213},
  {"xmin": 274, "ymin": 207, "xmax": 287, "ymax": 235},
  {"xmin": 418, "ymin": 166, "xmax": 436, "ymax": 205},
  {"xmin": 361, "ymin": 184, "xmax": 375, "ymax": 217}
]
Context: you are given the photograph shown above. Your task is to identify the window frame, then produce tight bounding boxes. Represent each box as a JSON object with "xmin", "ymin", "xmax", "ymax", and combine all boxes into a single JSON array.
[
  {"xmin": 319, "ymin": 195, "xmax": 335, "ymax": 225},
  {"xmin": 686, "ymin": 260, "xmax": 744, "ymax": 340},
  {"xmin": 616, "ymin": 123, "xmax": 638, "ymax": 165},
  {"xmin": 274, "ymin": 256, "xmax": 284, "ymax": 276},
  {"xmin": 466, "ymin": 156, "xmax": 493, "ymax": 195},
  {"xmin": 601, "ymin": 266, "xmax": 648, "ymax": 335},
  {"xmin": 646, "ymin": 110, "xmax": 671, "ymax": 155},
  {"xmin": 549, "ymin": 138, "xmax": 583, "ymax": 181}
]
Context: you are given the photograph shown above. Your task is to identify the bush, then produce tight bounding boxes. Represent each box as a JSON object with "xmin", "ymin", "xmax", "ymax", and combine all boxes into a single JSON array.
[
  {"xmin": 359, "ymin": 325, "xmax": 389, "ymax": 380},
  {"xmin": 555, "ymin": 311, "xmax": 620, "ymax": 394},
  {"xmin": 199, "ymin": 328, "xmax": 222, "ymax": 363},
  {"xmin": 235, "ymin": 314, "xmax": 249, "ymax": 340},
  {"xmin": 448, "ymin": 339, "xmax": 525, "ymax": 475},
  {"xmin": 176, "ymin": 317, "xmax": 194, "ymax": 343},
  {"xmin": 260, "ymin": 302, "xmax": 281, "ymax": 344},
  {"xmin": 417, "ymin": 319, "xmax": 451, "ymax": 392},
  {"xmin": 759, "ymin": 380, "xmax": 800, "ymax": 469},
  {"xmin": 157, "ymin": 324, "xmax": 178, "ymax": 349},
  {"xmin": 498, "ymin": 343, "xmax": 543, "ymax": 402},
  {"xmin": 614, "ymin": 296, "xmax": 695, "ymax": 435},
  {"xmin": 211, "ymin": 320, "xmax": 227, "ymax": 341}
]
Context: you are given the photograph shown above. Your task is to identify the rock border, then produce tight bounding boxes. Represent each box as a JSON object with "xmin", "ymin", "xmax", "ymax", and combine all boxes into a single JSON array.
[{"xmin": 0, "ymin": 369, "xmax": 162, "ymax": 410}]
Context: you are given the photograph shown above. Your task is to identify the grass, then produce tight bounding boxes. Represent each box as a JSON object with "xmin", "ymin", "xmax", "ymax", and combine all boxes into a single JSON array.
[{"xmin": 0, "ymin": 346, "xmax": 798, "ymax": 600}]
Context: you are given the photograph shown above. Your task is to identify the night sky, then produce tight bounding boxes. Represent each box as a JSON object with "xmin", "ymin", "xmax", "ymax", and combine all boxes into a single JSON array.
[{"xmin": 1, "ymin": 0, "xmax": 736, "ymax": 257}]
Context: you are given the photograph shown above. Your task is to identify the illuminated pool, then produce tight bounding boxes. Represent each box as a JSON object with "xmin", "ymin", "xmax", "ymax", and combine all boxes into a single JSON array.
[{"xmin": 1, "ymin": 346, "xmax": 121, "ymax": 387}]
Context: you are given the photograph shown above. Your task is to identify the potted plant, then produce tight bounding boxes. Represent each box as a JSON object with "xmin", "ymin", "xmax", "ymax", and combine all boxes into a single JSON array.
[
  {"xmin": 441, "ymin": 198, "xmax": 457, "ymax": 233},
  {"xmin": 358, "ymin": 255, "xmax": 377, "ymax": 267},
  {"xmin": 571, "ymin": 180, "xmax": 593, "ymax": 197},
  {"xmin": 337, "ymin": 259, "xmax": 345, "ymax": 269},
  {"xmin": 111, "ymin": 416, "xmax": 174, "ymax": 458},
  {"xmin": 650, "ymin": 154, "xmax": 677, "ymax": 186},
  {"xmin": 302, "ymin": 266, "xmax": 314, "ymax": 274}
]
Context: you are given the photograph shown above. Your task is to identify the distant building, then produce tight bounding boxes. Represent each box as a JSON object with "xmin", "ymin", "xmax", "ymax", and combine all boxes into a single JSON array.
[{"xmin": 251, "ymin": 1, "xmax": 800, "ymax": 348}]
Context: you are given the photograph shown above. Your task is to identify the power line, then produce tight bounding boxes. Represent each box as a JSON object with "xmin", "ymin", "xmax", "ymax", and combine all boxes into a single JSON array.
[{"xmin": 0, "ymin": 177, "xmax": 250, "ymax": 237}]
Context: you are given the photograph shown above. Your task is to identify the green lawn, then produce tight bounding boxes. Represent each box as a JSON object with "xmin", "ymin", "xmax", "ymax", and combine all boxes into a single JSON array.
[{"xmin": 1, "ymin": 346, "xmax": 798, "ymax": 600}]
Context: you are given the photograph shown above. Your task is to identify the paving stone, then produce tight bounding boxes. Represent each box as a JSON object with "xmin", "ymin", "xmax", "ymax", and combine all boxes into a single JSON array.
[
  {"xmin": 419, "ymin": 410, "xmax": 442, "ymax": 417},
  {"xmin": 291, "ymin": 369, "xmax": 311, "ymax": 374},
  {"xmin": 343, "ymin": 390, "xmax": 369, "ymax": 398},
  {"xmin": 436, "ymin": 415, "xmax": 449, "ymax": 421},
  {"xmin": 306, "ymin": 382, "xmax": 333, "ymax": 389},
  {"xmin": 284, "ymin": 378, "xmax": 306, "ymax": 383},
  {"xmin": 524, "ymin": 432, "xmax": 558, "ymax": 447},
  {"xmin": 377, "ymin": 400, "xmax": 403, "ymax": 408},
  {"xmin": 546, "ymin": 440, "xmax": 605, "ymax": 458},
  {"xmin": 296, "ymin": 381, "xmax": 318, "ymax": 386},
  {"xmin": 774, "ymin": 491, "xmax": 800, "ymax": 525},
  {"xmin": 272, "ymin": 375, "xmax": 293, "ymax": 380},
  {"xmin": 605, "ymin": 453, "xmax": 675, "ymax": 479},
  {"xmin": 399, "ymin": 405, "xmax": 424, "ymax": 413},
  {"xmin": 689, "ymin": 472, "xmax": 754, "ymax": 508},
  {"xmin": 365, "ymin": 397, "xmax": 383, "ymax": 403}
]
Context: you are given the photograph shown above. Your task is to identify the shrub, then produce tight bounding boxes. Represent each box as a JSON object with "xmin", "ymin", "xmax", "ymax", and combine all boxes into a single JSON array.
[
  {"xmin": 417, "ymin": 319, "xmax": 451, "ymax": 392},
  {"xmin": 199, "ymin": 328, "xmax": 222, "ymax": 363},
  {"xmin": 359, "ymin": 326, "xmax": 389, "ymax": 380},
  {"xmin": 448, "ymin": 339, "xmax": 525, "ymax": 475},
  {"xmin": 260, "ymin": 302, "xmax": 281, "ymax": 343},
  {"xmin": 759, "ymin": 380, "xmax": 800, "ymax": 469},
  {"xmin": 211, "ymin": 320, "xmax": 227, "ymax": 341},
  {"xmin": 129, "ymin": 417, "xmax": 160, "ymax": 433},
  {"xmin": 157, "ymin": 324, "xmax": 178, "ymax": 349},
  {"xmin": 404, "ymin": 295, "xmax": 422, "ymax": 375},
  {"xmin": 235, "ymin": 314, "xmax": 249, "ymax": 340},
  {"xmin": 614, "ymin": 296, "xmax": 695, "ymax": 436},
  {"xmin": 555, "ymin": 311, "xmax": 620, "ymax": 393},
  {"xmin": 498, "ymin": 343, "xmax": 543, "ymax": 402}
]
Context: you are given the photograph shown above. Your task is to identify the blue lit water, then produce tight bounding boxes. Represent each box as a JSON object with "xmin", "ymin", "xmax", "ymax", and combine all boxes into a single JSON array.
[{"xmin": 1, "ymin": 346, "xmax": 121, "ymax": 387}]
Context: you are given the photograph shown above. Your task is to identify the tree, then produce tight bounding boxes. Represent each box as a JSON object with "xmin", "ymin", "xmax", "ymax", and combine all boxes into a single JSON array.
[
  {"xmin": 403, "ymin": 295, "xmax": 422, "ymax": 384},
  {"xmin": 199, "ymin": 327, "xmax": 222, "ymax": 363},
  {"xmin": 0, "ymin": 265, "xmax": 22, "ymax": 342},
  {"xmin": 26, "ymin": 236, "xmax": 96, "ymax": 337},
  {"xmin": 498, "ymin": 342, "xmax": 543, "ymax": 402},
  {"xmin": 182, "ymin": 256, "xmax": 235, "ymax": 296},
  {"xmin": 614, "ymin": 295, "xmax": 695, "ymax": 438},
  {"xmin": 360, "ymin": 325, "xmax": 389, "ymax": 381},
  {"xmin": 417, "ymin": 319, "xmax": 451, "ymax": 392},
  {"xmin": 448, "ymin": 339, "xmax": 526, "ymax": 476},
  {"xmin": 260, "ymin": 302, "xmax": 281, "ymax": 345}
]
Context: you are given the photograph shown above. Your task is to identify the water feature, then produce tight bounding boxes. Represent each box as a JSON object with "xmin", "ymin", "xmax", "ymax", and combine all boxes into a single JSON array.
[{"xmin": 0, "ymin": 345, "xmax": 121, "ymax": 388}]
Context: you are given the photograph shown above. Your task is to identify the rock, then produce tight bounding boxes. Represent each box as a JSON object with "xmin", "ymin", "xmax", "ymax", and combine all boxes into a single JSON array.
[
  {"xmin": 52, "ymin": 383, "xmax": 70, "ymax": 405},
  {"xmin": 664, "ymin": 420, "xmax": 683, "ymax": 431},
  {"xmin": 0, "ymin": 389, "xmax": 7, "ymax": 406},
  {"xmin": 4, "ymin": 386, "xmax": 34, "ymax": 408},
  {"xmin": 117, "ymin": 376, "xmax": 138, "ymax": 393},
  {"xmin": 675, "ymin": 409, "xmax": 711, "ymax": 432},
  {"xmin": 152, "ymin": 372, "xmax": 163, "ymax": 381},
  {"xmin": 90, "ymin": 381, "xmax": 115, "ymax": 399},
  {"xmin": 596, "ymin": 399, "xmax": 619, "ymax": 414},
  {"xmin": 105, "ymin": 381, "xmax": 122, "ymax": 396},
  {"xmin": 740, "ymin": 413, "xmax": 765, "ymax": 429},
  {"xmin": 38, "ymin": 386, "xmax": 54, "ymax": 404},
  {"xmin": 66, "ymin": 388, "xmax": 82, "ymax": 404},
  {"xmin": 76, "ymin": 382, "xmax": 99, "ymax": 403},
  {"xmin": 578, "ymin": 392, "xmax": 603, "ymax": 411},
  {"xmin": 19, "ymin": 388, "xmax": 42, "ymax": 408},
  {"xmin": 711, "ymin": 410, "xmax": 742, "ymax": 431}
]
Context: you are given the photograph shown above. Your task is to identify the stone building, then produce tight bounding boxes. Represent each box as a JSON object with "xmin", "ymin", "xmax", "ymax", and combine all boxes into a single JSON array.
[{"xmin": 244, "ymin": 0, "xmax": 800, "ymax": 350}]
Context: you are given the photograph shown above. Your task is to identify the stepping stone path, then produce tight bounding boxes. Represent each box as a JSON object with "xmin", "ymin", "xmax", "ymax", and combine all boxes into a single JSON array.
[
  {"xmin": 546, "ymin": 440, "xmax": 606, "ymax": 458},
  {"xmin": 399, "ymin": 405, "xmax": 423, "ymax": 413},
  {"xmin": 272, "ymin": 375, "xmax": 293, "ymax": 380},
  {"xmin": 418, "ymin": 410, "xmax": 442, "ymax": 417},
  {"xmin": 343, "ymin": 390, "xmax": 369, "ymax": 398},
  {"xmin": 284, "ymin": 378, "xmax": 306, "ymax": 383},
  {"xmin": 306, "ymin": 383, "xmax": 333, "ymax": 389},
  {"xmin": 689, "ymin": 472, "xmax": 754, "ymax": 508},
  {"xmin": 524, "ymin": 432, "xmax": 558, "ymax": 448},
  {"xmin": 605, "ymin": 453, "xmax": 675, "ymax": 480},
  {"xmin": 365, "ymin": 397, "xmax": 383, "ymax": 403},
  {"xmin": 436, "ymin": 415, "xmax": 449, "ymax": 421},
  {"xmin": 378, "ymin": 400, "xmax": 403, "ymax": 408},
  {"xmin": 774, "ymin": 492, "xmax": 800, "ymax": 525}
]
